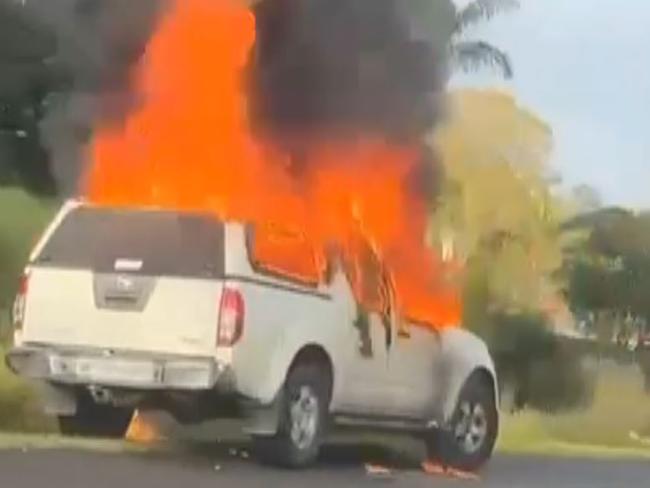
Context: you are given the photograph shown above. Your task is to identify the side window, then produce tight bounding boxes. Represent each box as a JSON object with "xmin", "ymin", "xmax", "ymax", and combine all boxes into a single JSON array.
[
  {"xmin": 344, "ymin": 238, "xmax": 398, "ymax": 354},
  {"xmin": 344, "ymin": 238, "xmax": 390, "ymax": 315},
  {"xmin": 247, "ymin": 223, "xmax": 324, "ymax": 287}
]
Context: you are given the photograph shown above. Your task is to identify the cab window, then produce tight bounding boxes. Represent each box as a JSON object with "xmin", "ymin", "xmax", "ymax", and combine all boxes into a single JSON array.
[
  {"xmin": 247, "ymin": 223, "xmax": 324, "ymax": 287},
  {"xmin": 344, "ymin": 237, "xmax": 391, "ymax": 315}
]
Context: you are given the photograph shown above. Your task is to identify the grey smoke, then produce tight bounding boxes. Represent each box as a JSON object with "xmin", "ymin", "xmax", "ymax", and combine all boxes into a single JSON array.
[
  {"xmin": 22, "ymin": 0, "xmax": 166, "ymax": 195},
  {"xmin": 249, "ymin": 0, "xmax": 454, "ymax": 202}
]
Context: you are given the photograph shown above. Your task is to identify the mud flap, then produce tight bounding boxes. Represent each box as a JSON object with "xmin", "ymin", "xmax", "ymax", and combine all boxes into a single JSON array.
[
  {"xmin": 241, "ymin": 394, "xmax": 282, "ymax": 436},
  {"xmin": 36, "ymin": 382, "xmax": 77, "ymax": 416}
]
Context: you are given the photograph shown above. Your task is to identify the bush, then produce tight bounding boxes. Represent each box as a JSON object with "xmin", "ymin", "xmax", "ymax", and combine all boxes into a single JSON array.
[
  {"xmin": 0, "ymin": 346, "xmax": 55, "ymax": 433},
  {"xmin": 474, "ymin": 311, "xmax": 596, "ymax": 413},
  {"xmin": 527, "ymin": 347, "xmax": 596, "ymax": 412}
]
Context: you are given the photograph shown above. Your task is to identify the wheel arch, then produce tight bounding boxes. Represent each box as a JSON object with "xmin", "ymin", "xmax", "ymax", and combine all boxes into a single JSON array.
[
  {"xmin": 437, "ymin": 328, "xmax": 499, "ymax": 424},
  {"xmin": 288, "ymin": 343, "xmax": 335, "ymax": 404},
  {"xmin": 442, "ymin": 366, "xmax": 499, "ymax": 424}
]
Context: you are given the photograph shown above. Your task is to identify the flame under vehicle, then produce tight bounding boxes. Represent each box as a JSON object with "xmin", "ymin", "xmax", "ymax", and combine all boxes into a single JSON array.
[{"xmin": 7, "ymin": 201, "xmax": 499, "ymax": 469}]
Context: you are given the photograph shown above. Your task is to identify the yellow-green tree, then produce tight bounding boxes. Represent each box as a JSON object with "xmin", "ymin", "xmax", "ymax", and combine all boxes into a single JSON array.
[
  {"xmin": 432, "ymin": 89, "xmax": 566, "ymax": 318},
  {"xmin": 430, "ymin": 90, "xmax": 600, "ymax": 411}
]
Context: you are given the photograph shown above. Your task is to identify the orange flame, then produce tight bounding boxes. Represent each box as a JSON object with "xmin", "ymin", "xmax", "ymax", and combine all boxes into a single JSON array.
[
  {"xmin": 125, "ymin": 410, "xmax": 161, "ymax": 443},
  {"xmin": 85, "ymin": 0, "xmax": 460, "ymax": 329}
]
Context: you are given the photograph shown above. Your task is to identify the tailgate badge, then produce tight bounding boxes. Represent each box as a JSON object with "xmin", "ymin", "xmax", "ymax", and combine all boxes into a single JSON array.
[
  {"xmin": 116, "ymin": 275, "xmax": 135, "ymax": 292},
  {"xmin": 114, "ymin": 258, "xmax": 143, "ymax": 272}
]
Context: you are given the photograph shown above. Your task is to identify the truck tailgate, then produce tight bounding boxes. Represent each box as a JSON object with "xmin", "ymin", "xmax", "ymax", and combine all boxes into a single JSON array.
[
  {"xmin": 22, "ymin": 267, "xmax": 222, "ymax": 356},
  {"xmin": 21, "ymin": 206, "xmax": 226, "ymax": 356}
]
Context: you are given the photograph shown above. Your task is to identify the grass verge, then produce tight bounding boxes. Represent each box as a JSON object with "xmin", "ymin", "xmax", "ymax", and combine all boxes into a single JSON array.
[
  {"xmin": 0, "ymin": 345, "xmax": 56, "ymax": 433},
  {"xmin": 498, "ymin": 363, "xmax": 650, "ymax": 459}
]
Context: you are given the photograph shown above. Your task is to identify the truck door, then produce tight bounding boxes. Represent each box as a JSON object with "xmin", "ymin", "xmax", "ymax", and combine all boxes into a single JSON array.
[
  {"xmin": 386, "ymin": 316, "xmax": 442, "ymax": 419},
  {"xmin": 334, "ymin": 244, "xmax": 396, "ymax": 415}
]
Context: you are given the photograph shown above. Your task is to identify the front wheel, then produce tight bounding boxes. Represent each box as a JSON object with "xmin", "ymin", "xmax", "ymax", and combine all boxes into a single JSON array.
[
  {"xmin": 253, "ymin": 363, "xmax": 330, "ymax": 468},
  {"xmin": 426, "ymin": 374, "xmax": 498, "ymax": 472}
]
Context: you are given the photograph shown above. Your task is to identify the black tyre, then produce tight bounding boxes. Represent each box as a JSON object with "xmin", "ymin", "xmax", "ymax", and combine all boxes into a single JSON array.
[
  {"xmin": 58, "ymin": 391, "xmax": 134, "ymax": 438},
  {"xmin": 426, "ymin": 374, "xmax": 498, "ymax": 472},
  {"xmin": 253, "ymin": 363, "xmax": 331, "ymax": 468}
]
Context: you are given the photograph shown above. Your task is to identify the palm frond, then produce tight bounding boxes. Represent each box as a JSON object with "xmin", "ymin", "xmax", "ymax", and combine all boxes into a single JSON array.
[
  {"xmin": 455, "ymin": 0, "xmax": 520, "ymax": 34},
  {"xmin": 450, "ymin": 40, "xmax": 513, "ymax": 78}
]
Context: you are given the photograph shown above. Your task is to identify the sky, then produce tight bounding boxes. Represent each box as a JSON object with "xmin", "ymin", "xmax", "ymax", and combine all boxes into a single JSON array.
[{"xmin": 452, "ymin": 0, "xmax": 650, "ymax": 209}]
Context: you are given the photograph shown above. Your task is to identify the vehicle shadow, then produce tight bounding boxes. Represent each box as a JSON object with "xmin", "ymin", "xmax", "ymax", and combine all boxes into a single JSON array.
[
  {"xmin": 170, "ymin": 436, "xmax": 425, "ymax": 471},
  {"xmin": 131, "ymin": 412, "xmax": 426, "ymax": 471}
]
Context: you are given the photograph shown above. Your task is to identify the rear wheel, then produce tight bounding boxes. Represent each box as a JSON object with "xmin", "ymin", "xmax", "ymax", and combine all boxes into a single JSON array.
[
  {"xmin": 253, "ymin": 363, "xmax": 331, "ymax": 468},
  {"xmin": 58, "ymin": 391, "xmax": 134, "ymax": 438},
  {"xmin": 426, "ymin": 374, "xmax": 498, "ymax": 472}
]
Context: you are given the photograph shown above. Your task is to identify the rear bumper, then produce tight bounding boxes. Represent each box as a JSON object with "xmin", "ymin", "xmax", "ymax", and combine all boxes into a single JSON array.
[{"xmin": 6, "ymin": 345, "xmax": 233, "ymax": 391}]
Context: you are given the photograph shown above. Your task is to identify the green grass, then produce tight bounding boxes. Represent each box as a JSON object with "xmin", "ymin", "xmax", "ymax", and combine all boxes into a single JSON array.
[
  {"xmin": 498, "ymin": 363, "xmax": 650, "ymax": 459},
  {"xmin": 0, "ymin": 346, "xmax": 56, "ymax": 433},
  {"xmin": 0, "ymin": 365, "xmax": 648, "ymax": 460}
]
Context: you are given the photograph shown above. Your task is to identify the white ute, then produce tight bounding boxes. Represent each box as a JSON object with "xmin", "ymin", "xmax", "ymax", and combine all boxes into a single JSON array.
[{"xmin": 7, "ymin": 201, "xmax": 499, "ymax": 469}]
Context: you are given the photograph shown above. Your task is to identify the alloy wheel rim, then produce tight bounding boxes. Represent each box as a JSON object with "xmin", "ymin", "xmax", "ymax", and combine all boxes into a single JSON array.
[
  {"xmin": 453, "ymin": 400, "xmax": 488, "ymax": 454},
  {"xmin": 289, "ymin": 385, "xmax": 319, "ymax": 450}
]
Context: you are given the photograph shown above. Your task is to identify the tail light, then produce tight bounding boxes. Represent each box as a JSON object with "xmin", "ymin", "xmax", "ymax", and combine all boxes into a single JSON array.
[
  {"xmin": 217, "ymin": 287, "xmax": 244, "ymax": 347},
  {"xmin": 11, "ymin": 272, "xmax": 30, "ymax": 330}
]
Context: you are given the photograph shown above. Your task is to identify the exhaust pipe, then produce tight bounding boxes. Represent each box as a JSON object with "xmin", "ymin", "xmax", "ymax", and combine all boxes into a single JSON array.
[{"xmin": 88, "ymin": 385, "xmax": 113, "ymax": 404}]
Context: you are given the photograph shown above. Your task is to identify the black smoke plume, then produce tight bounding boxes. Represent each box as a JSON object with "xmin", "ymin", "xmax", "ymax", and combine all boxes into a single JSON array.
[
  {"xmin": 249, "ymin": 0, "xmax": 450, "ymax": 201},
  {"xmin": 249, "ymin": 0, "xmax": 447, "ymax": 141},
  {"xmin": 10, "ymin": 0, "xmax": 452, "ymax": 200}
]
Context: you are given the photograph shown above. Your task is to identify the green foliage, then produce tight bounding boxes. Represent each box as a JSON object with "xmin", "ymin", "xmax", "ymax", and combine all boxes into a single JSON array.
[
  {"xmin": 563, "ymin": 208, "xmax": 650, "ymax": 322},
  {"xmin": 0, "ymin": 189, "xmax": 55, "ymax": 311},
  {"xmin": 403, "ymin": 1, "xmax": 517, "ymax": 78},
  {"xmin": 449, "ymin": 0, "xmax": 519, "ymax": 78},
  {"xmin": 435, "ymin": 90, "xmax": 563, "ymax": 313},
  {"xmin": 527, "ymin": 345, "xmax": 596, "ymax": 413},
  {"xmin": 470, "ymin": 309, "xmax": 595, "ymax": 413},
  {"xmin": 433, "ymin": 90, "xmax": 592, "ymax": 412},
  {"xmin": 454, "ymin": 0, "xmax": 519, "ymax": 32},
  {"xmin": 499, "ymin": 364, "xmax": 650, "ymax": 454},
  {"xmin": 0, "ymin": 345, "xmax": 55, "ymax": 433},
  {"xmin": 451, "ymin": 40, "xmax": 513, "ymax": 78}
]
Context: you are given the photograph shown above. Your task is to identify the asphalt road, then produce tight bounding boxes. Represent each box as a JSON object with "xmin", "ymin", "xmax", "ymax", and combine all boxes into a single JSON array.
[{"xmin": 1, "ymin": 443, "xmax": 649, "ymax": 488}]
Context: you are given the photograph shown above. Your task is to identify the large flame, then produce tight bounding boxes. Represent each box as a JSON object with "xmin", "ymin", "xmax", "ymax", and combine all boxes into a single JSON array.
[{"xmin": 85, "ymin": 0, "xmax": 460, "ymax": 329}]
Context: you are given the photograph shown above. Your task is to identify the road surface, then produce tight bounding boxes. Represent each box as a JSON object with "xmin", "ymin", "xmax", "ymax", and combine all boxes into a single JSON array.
[{"xmin": 1, "ymin": 442, "xmax": 649, "ymax": 488}]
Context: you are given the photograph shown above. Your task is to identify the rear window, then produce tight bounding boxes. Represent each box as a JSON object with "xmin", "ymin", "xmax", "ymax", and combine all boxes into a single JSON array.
[
  {"xmin": 246, "ymin": 223, "xmax": 323, "ymax": 287},
  {"xmin": 35, "ymin": 207, "xmax": 225, "ymax": 278}
]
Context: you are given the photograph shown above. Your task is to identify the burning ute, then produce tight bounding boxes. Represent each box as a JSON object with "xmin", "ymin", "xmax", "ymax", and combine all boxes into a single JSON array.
[{"xmin": 7, "ymin": 200, "xmax": 498, "ymax": 470}]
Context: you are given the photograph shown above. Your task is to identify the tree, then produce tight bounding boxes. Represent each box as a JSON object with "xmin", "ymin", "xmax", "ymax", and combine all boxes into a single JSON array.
[
  {"xmin": 430, "ymin": 90, "xmax": 598, "ymax": 410},
  {"xmin": 404, "ymin": 0, "xmax": 517, "ymax": 78},
  {"xmin": 450, "ymin": 0, "xmax": 519, "ymax": 79},
  {"xmin": 0, "ymin": 0, "xmax": 68, "ymax": 194},
  {"xmin": 571, "ymin": 184, "xmax": 602, "ymax": 214},
  {"xmin": 563, "ymin": 208, "xmax": 650, "ymax": 335},
  {"xmin": 432, "ymin": 89, "xmax": 564, "ymax": 316},
  {"xmin": 562, "ymin": 208, "xmax": 650, "ymax": 390}
]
